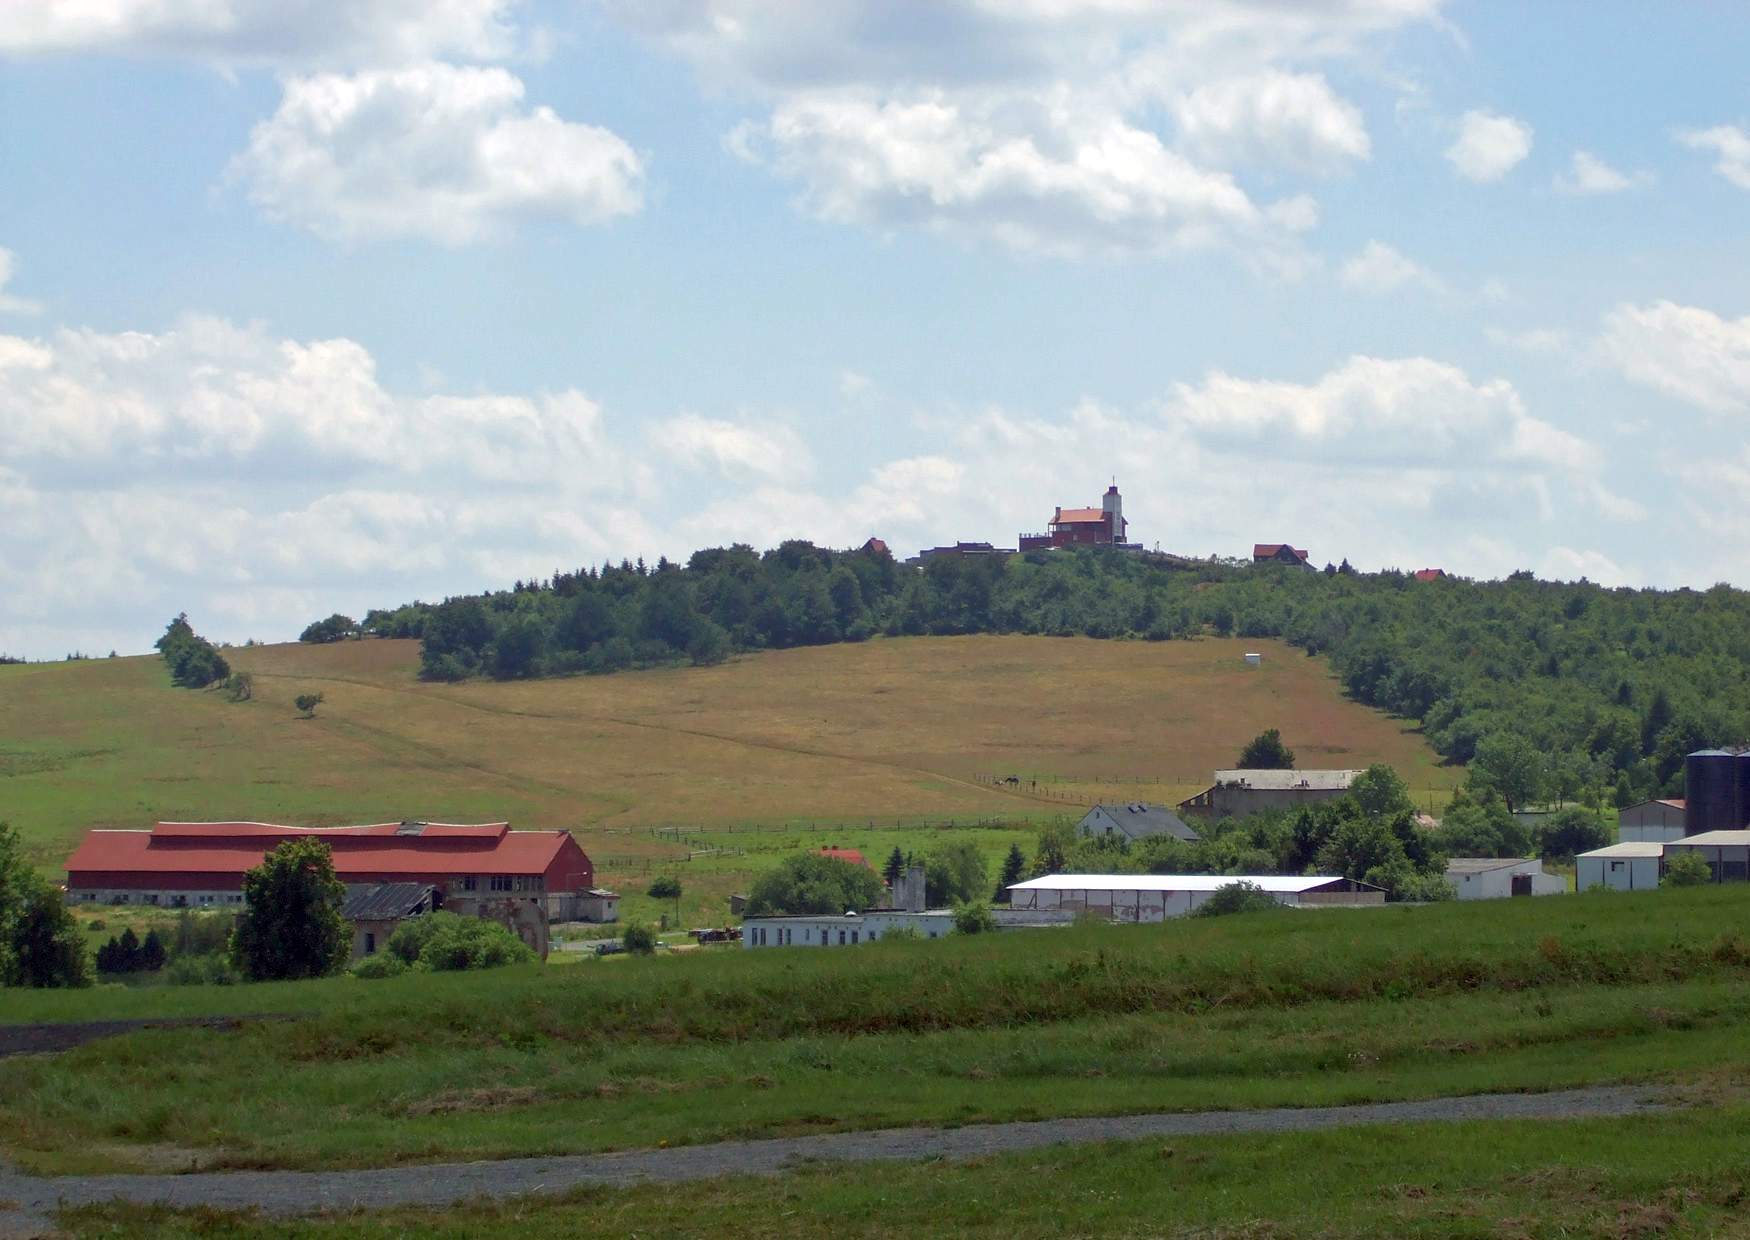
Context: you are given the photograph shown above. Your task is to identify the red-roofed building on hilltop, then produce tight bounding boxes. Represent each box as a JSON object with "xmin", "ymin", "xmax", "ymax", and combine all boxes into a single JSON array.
[
  {"xmin": 1413, "ymin": 568, "xmax": 1446, "ymax": 582},
  {"xmin": 818, "ymin": 847, "xmax": 868, "ymax": 868},
  {"xmin": 1019, "ymin": 484, "xmax": 1136, "ymax": 551},
  {"xmin": 1253, "ymin": 543, "xmax": 1312, "ymax": 568},
  {"xmin": 64, "ymin": 821, "xmax": 598, "ymax": 934}
]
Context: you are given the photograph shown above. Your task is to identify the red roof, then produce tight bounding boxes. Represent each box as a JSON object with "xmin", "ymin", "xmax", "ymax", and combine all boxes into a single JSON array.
[
  {"xmin": 819, "ymin": 847, "xmax": 867, "ymax": 867},
  {"xmin": 1253, "ymin": 544, "xmax": 1310, "ymax": 561},
  {"xmin": 1054, "ymin": 508, "xmax": 1106, "ymax": 525},
  {"xmin": 1414, "ymin": 568, "xmax": 1445, "ymax": 582},
  {"xmin": 862, "ymin": 537, "xmax": 889, "ymax": 555},
  {"xmin": 65, "ymin": 821, "xmax": 589, "ymax": 888}
]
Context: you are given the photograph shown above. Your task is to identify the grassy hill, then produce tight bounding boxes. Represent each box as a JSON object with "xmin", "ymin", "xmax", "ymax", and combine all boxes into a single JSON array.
[{"xmin": 2, "ymin": 635, "xmax": 1458, "ymax": 916}]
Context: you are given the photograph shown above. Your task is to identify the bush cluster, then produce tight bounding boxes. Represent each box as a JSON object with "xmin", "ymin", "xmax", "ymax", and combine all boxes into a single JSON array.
[
  {"xmin": 155, "ymin": 613, "xmax": 230, "ymax": 688},
  {"xmin": 351, "ymin": 912, "xmax": 537, "ymax": 978}
]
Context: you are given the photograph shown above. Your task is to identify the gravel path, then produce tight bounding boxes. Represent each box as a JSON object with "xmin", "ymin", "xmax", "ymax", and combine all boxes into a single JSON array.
[
  {"xmin": 0, "ymin": 1086, "xmax": 1666, "ymax": 1235},
  {"xmin": 0, "ymin": 1016, "xmax": 297, "ymax": 1061}
]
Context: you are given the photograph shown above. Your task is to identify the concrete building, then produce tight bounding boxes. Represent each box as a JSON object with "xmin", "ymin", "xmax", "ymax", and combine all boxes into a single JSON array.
[
  {"xmin": 1444, "ymin": 857, "xmax": 1567, "ymax": 900},
  {"xmin": 742, "ymin": 863, "xmax": 956, "ymax": 948},
  {"xmin": 573, "ymin": 889, "xmax": 621, "ymax": 923},
  {"xmin": 1576, "ymin": 842, "xmax": 1665, "ymax": 892},
  {"xmin": 1617, "ymin": 798, "xmax": 1687, "ymax": 843},
  {"xmin": 1179, "ymin": 770, "xmax": 1358, "ymax": 819},
  {"xmin": 1076, "ymin": 803, "xmax": 1199, "ymax": 843},
  {"xmin": 341, "ymin": 882, "xmax": 436, "ymax": 960},
  {"xmin": 1663, "ymin": 830, "xmax": 1750, "ymax": 883},
  {"xmin": 1005, "ymin": 873, "xmax": 1383, "ymax": 921}
]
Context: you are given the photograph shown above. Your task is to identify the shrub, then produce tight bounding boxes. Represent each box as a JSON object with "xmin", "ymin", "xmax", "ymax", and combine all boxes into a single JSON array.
[
  {"xmin": 299, "ymin": 614, "xmax": 356, "ymax": 644},
  {"xmin": 385, "ymin": 912, "xmax": 536, "ymax": 972},
  {"xmin": 647, "ymin": 876, "xmax": 682, "ymax": 901},
  {"xmin": 953, "ymin": 902, "xmax": 996, "ymax": 934},
  {"xmin": 1536, "ymin": 808, "xmax": 1611, "ymax": 861},
  {"xmin": 294, "ymin": 692, "xmax": 325, "ymax": 719},
  {"xmin": 1237, "ymin": 729, "xmax": 1295, "ymax": 770},
  {"xmin": 228, "ymin": 838, "xmax": 350, "ymax": 982},
  {"xmin": 223, "ymin": 672, "xmax": 254, "ymax": 702},
  {"xmin": 622, "ymin": 923, "xmax": 657, "ymax": 955},
  {"xmin": 1662, "ymin": 852, "xmax": 1712, "ymax": 888},
  {"xmin": 350, "ymin": 952, "xmax": 410, "ymax": 980},
  {"xmin": 745, "ymin": 853, "xmax": 885, "ymax": 917},
  {"xmin": 1192, "ymin": 881, "xmax": 1284, "ymax": 918},
  {"xmin": 164, "ymin": 953, "xmax": 239, "ymax": 986}
]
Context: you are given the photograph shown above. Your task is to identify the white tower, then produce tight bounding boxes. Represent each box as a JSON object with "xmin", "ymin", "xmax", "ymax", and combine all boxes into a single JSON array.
[{"xmin": 1102, "ymin": 483, "xmax": 1125, "ymax": 543}]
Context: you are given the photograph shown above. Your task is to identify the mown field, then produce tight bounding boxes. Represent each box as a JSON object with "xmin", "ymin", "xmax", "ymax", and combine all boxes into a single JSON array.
[
  {"xmin": 4, "ymin": 885, "xmax": 1749, "ymax": 1182},
  {"xmin": 1, "ymin": 634, "xmax": 1458, "ymax": 919}
]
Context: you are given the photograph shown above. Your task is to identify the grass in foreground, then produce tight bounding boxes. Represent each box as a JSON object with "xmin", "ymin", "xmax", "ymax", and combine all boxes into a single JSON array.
[
  {"xmin": 58, "ymin": 1101, "xmax": 1750, "ymax": 1238},
  {"xmin": 4, "ymin": 886, "xmax": 1750, "ymax": 1174}
]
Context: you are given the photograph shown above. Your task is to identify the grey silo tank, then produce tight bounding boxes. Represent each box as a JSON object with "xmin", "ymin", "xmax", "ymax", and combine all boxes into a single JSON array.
[{"xmin": 1685, "ymin": 750, "xmax": 1742, "ymax": 835}]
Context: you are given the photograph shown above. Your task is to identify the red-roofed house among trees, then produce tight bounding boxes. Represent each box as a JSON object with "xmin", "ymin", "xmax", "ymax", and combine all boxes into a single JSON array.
[
  {"xmin": 1019, "ymin": 484, "xmax": 1135, "ymax": 551},
  {"xmin": 64, "ymin": 821, "xmax": 600, "ymax": 928},
  {"xmin": 1253, "ymin": 544, "xmax": 1312, "ymax": 568},
  {"xmin": 1413, "ymin": 568, "xmax": 1446, "ymax": 582}
]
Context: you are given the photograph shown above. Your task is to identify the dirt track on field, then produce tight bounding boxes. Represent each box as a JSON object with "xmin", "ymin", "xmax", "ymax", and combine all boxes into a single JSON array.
[{"xmin": 0, "ymin": 1086, "xmax": 1667, "ymax": 1235}]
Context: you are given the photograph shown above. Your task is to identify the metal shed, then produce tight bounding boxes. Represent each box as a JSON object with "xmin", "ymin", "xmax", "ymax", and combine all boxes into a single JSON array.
[{"xmin": 1576, "ymin": 842, "xmax": 1665, "ymax": 892}]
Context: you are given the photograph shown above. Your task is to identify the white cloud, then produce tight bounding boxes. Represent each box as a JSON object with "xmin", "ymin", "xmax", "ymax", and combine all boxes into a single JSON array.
[
  {"xmin": 0, "ymin": 0, "xmax": 517, "ymax": 68},
  {"xmin": 1553, "ymin": 149, "xmax": 1646, "ymax": 195},
  {"xmin": 1339, "ymin": 240, "xmax": 1437, "ymax": 294},
  {"xmin": 650, "ymin": 414, "xmax": 813, "ymax": 481},
  {"xmin": 231, "ymin": 64, "xmax": 644, "ymax": 244},
  {"xmin": 617, "ymin": 1, "xmax": 1447, "ymax": 260},
  {"xmin": 1163, "ymin": 354, "xmax": 1595, "ymax": 472},
  {"xmin": 1484, "ymin": 326, "xmax": 1568, "ymax": 354},
  {"xmin": 838, "ymin": 370, "xmax": 874, "ymax": 400},
  {"xmin": 1445, "ymin": 110, "xmax": 1532, "ymax": 182},
  {"xmin": 0, "ymin": 248, "xmax": 42, "ymax": 316},
  {"xmin": 1539, "ymin": 546, "xmax": 1627, "ymax": 585},
  {"xmin": 1678, "ymin": 124, "xmax": 1750, "ymax": 191},
  {"xmin": 1597, "ymin": 300, "xmax": 1750, "ymax": 416},
  {"xmin": 1171, "ymin": 71, "xmax": 1370, "ymax": 176},
  {"xmin": 731, "ymin": 91, "xmax": 1301, "ymax": 261}
]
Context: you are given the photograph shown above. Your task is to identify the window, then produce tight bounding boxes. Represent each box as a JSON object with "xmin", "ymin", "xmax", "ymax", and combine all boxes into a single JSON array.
[
  {"xmin": 364, "ymin": 932, "xmax": 376, "ymax": 955},
  {"xmin": 838, "ymin": 929, "xmax": 846, "ymax": 945},
  {"xmin": 851, "ymin": 931, "xmax": 859, "ymax": 944},
  {"xmin": 490, "ymin": 876, "xmax": 513, "ymax": 893},
  {"xmin": 463, "ymin": 877, "xmax": 477, "ymax": 892},
  {"xmin": 1610, "ymin": 861, "xmax": 1624, "ymax": 872}
]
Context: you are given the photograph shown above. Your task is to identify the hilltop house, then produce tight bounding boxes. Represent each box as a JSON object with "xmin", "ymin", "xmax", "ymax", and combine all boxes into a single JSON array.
[
  {"xmin": 1253, "ymin": 544, "xmax": 1312, "ymax": 568},
  {"xmin": 1076, "ymin": 803, "xmax": 1199, "ymax": 843},
  {"xmin": 1179, "ymin": 770, "xmax": 1358, "ymax": 819},
  {"xmin": 1019, "ymin": 485, "xmax": 1138, "ymax": 551}
]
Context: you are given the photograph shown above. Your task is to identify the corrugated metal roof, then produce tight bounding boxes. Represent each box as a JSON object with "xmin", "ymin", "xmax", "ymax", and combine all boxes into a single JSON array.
[
  {"xmin": 66, "ymin": 822, "xmax": 575, "ymax": 879},
  {"xmin": 1008, "ymin": 873, "xmax": 1367, "ymax": 894},
  {"xmin": 1577, "ymin": 842, "xmax": 1666, "ymax": 858},
  {"xmin": 1667, "ymin": 830, "xmax": 1750, "ymax": 846},
  {"xmin": 1211, "ymin": 770, "xmax": 1358, "ymax": 791},
  {"xmin": 341, "ymin": 883, "xmax": 436, "ymax": 921},
  {"xmin": 1444, "ymin": 857, "xmax": 1536, "ymax": 874}
]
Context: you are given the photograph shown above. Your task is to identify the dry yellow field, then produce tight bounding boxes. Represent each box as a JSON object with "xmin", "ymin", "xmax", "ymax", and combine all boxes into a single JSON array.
[{"xmin": 3, "ymin": 635, "xmax": 1456, "ymax": 885}]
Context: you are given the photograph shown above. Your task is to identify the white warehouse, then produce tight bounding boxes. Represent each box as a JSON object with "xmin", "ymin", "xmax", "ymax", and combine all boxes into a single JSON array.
[
  {"xmin": 1443, "ymin": 857, "xmax": 1567, "ymax": 899},
  {"xmin": 1004, "ymin": 873, "xmax": 1382, "ymax": 921},
  {"xmin": 1575, "ymin": 842, "xmax": 1665, "ymax": 892}
]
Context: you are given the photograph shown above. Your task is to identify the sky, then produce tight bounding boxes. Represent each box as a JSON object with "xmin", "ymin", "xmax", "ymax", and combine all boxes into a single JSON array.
[{"xmin": 2, "ymin": 1, "xmax": 1749, "ymax": 658}]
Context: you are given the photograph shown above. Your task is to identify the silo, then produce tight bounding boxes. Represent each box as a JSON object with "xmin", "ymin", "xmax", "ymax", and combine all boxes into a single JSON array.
[{"xmin": 1684, "ymin": 750, "xmax": 1742, "ymax": 836}]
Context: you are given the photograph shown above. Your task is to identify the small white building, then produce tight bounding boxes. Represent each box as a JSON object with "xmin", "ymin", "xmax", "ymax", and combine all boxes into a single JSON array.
[
  {"xmin": 1005, "ymin": 873, "xmax": 1383, "ymax": 922},
  {"xmin": 1617, "ymin": 798, "xmax": 1687, "ymax": 844},
  {"xmin": 1076, "ymin": 803, "xmax": 1199, "ymax": 843},
  {"xmin": 1444, "ymin": 857, "xmax": 1567, "ymax": 900},
  {"xmin": 1663, "ymin": 830, "xmax": 1750, "ymax": 883},
  {"xmin": 1244, "ymin": 652, "xmax": 1263, "ymax": 666},
  {"xmin": 742, "ymin": 908, "xmax": 957, "ymax": 948},
  {"xmin": 1576, "ymin": 842, "xmax": 1665, "ymax": 892}
]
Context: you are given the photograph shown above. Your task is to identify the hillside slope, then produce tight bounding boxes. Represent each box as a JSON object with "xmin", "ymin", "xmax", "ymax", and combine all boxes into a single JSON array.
[{"xmin": 2, "ymin": 635, "xmax": 1454, "ymax": 879}]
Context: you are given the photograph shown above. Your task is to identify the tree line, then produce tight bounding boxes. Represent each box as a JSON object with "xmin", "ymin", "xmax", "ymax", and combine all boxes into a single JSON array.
[{"xmin": 326, "ymin": 543, "xmax": 1750, "ymax": 806}]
